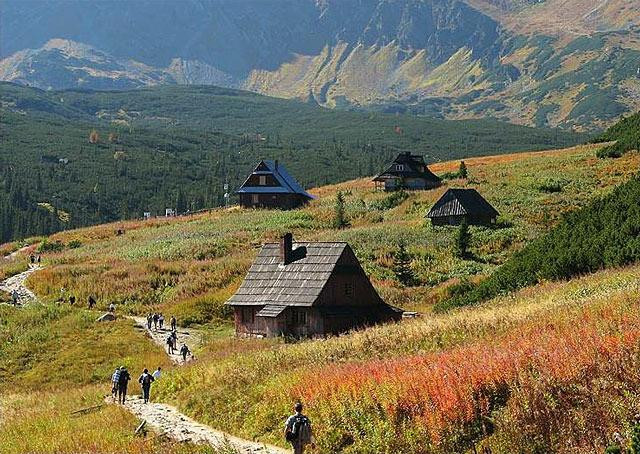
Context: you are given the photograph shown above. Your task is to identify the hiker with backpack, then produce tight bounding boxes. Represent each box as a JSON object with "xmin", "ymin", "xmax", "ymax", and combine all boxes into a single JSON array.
[
  {"xmin": 110, "ymin": 367, "xmax": 121, "ymax": 401},
  {"xmin": 170, "ymin": 315, "xmax": 177, "ymax": 331},
  {"xmin": 284, "ymin": 402, "xmax": 314, "ymax": 453},
  {"xmin": 171, "ymin": 329, "xmax": 178, "ymax": 350},
  {"xmin": 11, "ymin": 289, "xmax": 18, "ymax": 306},
  {"xmin": 180, "ymin": 343, "xmax": 191, "ymax": 362},
  {"xmin": 117, "ymin": 366, "xmax": 131, "ymax": 404},
  {"xmin": 138, "ymin": 368, "xmax": 155, "ymax": 403},
  {"xmin": 88, "ymin": 295, "xmax": 96, "ymax": 309},
  {"xmin": 146, "ymin": 313, "xmax": 153, "ymax": 330},
  {"xmin": 166, "ymin": 334, "xmax": 175, "ymax": 354},
  {"xmin": 153, "ymin": 313, "xmax": 159, "ymax": 330},
  {"xmin": 159, "ymin": 313, "xmax": 165, "ymax": 329}
]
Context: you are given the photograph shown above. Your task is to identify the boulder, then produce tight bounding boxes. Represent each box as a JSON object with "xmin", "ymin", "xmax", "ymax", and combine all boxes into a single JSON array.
[{"xmin": 97, "ymin": 312, "xmax": 116, "ymax": 322}]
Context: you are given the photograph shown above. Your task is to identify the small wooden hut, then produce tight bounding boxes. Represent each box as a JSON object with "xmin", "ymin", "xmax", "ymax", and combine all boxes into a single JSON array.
[
  {"xmin": 373, "ymin": 152, "xmax": 441, "ymax": 191},
  {"xmin": 226, "ymin": 233, "xmax": 402, "ymax": 337},
  {"xmin": 237, "ymin": 160, "xmax": 315, "ymax": 209},
  {"xmin": 426, "ymin": 188, "xmax": 499, "ymax": 226}
]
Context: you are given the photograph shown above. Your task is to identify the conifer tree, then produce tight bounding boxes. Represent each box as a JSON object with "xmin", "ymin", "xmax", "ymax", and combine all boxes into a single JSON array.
[
  {"xmin": 333, "ymin": 191, "xmax": 348, "ymax": 229},
  {"xmin": 458, "ymin": 160, "xmax": 468, "ymax": 179},
  {"xmin": 455, "ymin": 219, "xmax": 471, "ymax": 258},
  {"xmin": 393, "ymin": 240, "xmax": 417, "ymax": 286}
]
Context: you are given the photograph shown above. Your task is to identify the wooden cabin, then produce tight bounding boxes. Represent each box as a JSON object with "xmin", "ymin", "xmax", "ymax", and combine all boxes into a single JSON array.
[
  {"xmin": 373, "ymin": 152, "xmax": 441, "ymax": 191},
  {"xmin": 237, "ymin": 160, "xmax": 315, "ymax": 209},
  {"xmin": 226, "ymin": 233, "xmax": 402, "ymax": 338},
  {"xmin": 426, "ymin": 188, "xmax": 499, "ymax": 226}
]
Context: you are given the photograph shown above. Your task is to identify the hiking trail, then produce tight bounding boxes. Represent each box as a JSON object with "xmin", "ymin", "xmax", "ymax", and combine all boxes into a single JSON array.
[
  {"xmin": 1, "ymin": 247, "xmax": 41, "ymax": 306},
  {"xmin": 109, "ymin": 395, "xmax": 287, "ymax": 454},
  {"xmin": 130, "ymin": 316, "xmax": 203, "ymax": 365},
  {"xmin": 115, "ymin": 319, "xmax": 287, "ymax": 453}
]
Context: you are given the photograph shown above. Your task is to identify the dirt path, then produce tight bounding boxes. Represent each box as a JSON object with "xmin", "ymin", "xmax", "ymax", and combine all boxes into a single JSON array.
[
  {"xmin": 130, "ymin": 316, "xmax": 203, "ymax": 365},
  {"xmin": 112, "ymin": 395, "xmax": 287, "ymax": 454},
  {"xmin": 0, "ymin": 264, "xmax": 41, "ymax": 306}
]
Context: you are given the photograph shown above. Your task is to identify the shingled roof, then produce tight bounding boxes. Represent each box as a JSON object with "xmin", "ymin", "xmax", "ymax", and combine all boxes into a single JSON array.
[
  {"xmin": 237, "ymin": 160, "xmax": 315, "ymax": 199},
  {"xmin": 373, "ymin": 152, "xmax": 441, "ymax": 182},
  {"xmin": 427, "ymin": 188, "xmax": 499, "ymax": 218},
  {"xmin": 226, "ymin": 242, "xmax": 348, "ymax": 307}
]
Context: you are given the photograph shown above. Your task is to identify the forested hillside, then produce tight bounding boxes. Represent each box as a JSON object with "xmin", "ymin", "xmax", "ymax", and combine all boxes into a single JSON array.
[
  {"xmin": 593, "ymin": 110, "xmax": 640, "ymax": 157},
  {"xmin": 0, "ymin": 83, "xmax": 587, "ymax": 242}
]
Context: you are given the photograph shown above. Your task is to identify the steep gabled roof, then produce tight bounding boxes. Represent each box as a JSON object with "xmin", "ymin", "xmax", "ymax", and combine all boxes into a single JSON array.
[
  {"xmin": 427, "ymin": 188, "xmax": 499, "ymax": 218},
  {"xmin": 226, "ymin": 242, "xmax": 348, "ymax": 307},
  {"xmin": 237, "ymin": 160, "xmax": 316, "ymax": 199},
  {"xmin": 373, "ymin": 152, "xmax": 441, "ymax": 182}
]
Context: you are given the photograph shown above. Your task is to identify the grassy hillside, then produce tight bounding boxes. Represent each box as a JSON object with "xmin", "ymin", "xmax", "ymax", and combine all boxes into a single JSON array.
[
  {"xmin": 0, "ymin": 82, "xmax": 588, "ymax": 243},
  {"xmin": 4, "ymin": 144, "xmax": 640, "ymax": 453},
  {"xmin": 22, "ymin": 144, "xmax": 637, "ymax": 319}
]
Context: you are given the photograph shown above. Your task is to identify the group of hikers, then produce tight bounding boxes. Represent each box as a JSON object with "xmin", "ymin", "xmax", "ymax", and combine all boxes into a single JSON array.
[
  {"xmin": 146, "ymin": 312, "xmax": 174, "ymax": 331},
  {"xmin": 111, "ymin": 365, "xmax": 162, "ymax": 404},
  {"xmin": 28, "ymin": 254, "xmax": 41, "ymax": 265}
]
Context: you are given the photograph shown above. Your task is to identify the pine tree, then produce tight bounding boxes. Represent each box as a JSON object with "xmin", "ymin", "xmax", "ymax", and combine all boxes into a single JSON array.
[
  {"xmin": 176, "ymin": 189, "xmax": 187, "ymax": 214},
  {"xmin": 333, "ymin": 191, "xmax": 348, "ymax": 229},
  {"xmin": 455, "ymin": 219, "xmax": 471, "ymax": 258},
  {"xmin": 458, "ymin": 161, "xmax": 468, "ymax": 179},
  {"xmin": 393, "ymin": 240, "xmax": 417, "ymax": 286},
  {"xmin": 631, "ymin": 419, "xmax": 640, "ymax": 454}
]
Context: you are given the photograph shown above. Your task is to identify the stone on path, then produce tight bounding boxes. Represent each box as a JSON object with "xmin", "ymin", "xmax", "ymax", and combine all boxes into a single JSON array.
[{"xmin": 96, "ymin": 312, "xmax": 116, "ymax": 322}]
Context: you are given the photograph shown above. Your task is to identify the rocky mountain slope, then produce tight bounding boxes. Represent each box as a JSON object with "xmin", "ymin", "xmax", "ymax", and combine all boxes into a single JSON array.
[{"xmin": 1, "ymin": 0, "xmax": 639, "ymax": 130}]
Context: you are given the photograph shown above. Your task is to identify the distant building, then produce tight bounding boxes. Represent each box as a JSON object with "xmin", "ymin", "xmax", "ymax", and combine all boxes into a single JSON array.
[
  {"xmin": 426, "ymin": 188, "xmax": 499, "ymax": 226},
  {"xmin": 143, "ymin": 212, "xmax": 151, "ymax": 220},
  {"xmin": 226, "ymin": 233, "xmax": 402, "ymax": 338},
  {"xmin": 373, "ymin": 152, "xmax": 441, "ymax": 191},
  {"xmin": 237, "ymin": 160, "xmax": 315, "ymax": 209}
]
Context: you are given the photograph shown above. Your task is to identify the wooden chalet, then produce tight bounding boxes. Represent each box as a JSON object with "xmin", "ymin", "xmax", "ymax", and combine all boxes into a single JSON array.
[
  {"xmin": 426, "ymin": 188, "xmax": 499, "ymax": 226},
  {"xmin": 226, "ymin": 233, "xmax": 402, "ymax": 338},
  {"xmin": 373, "ymin": 152, "xmax": 441, "ymax": 191},
  {"xmin": 237, "ymin": 160, "xmax": 315, "ymax": 209}
]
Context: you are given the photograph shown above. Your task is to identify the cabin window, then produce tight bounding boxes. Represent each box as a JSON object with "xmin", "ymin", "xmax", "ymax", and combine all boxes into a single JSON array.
[
  {"xmin": 259, "ymin": 175, "xmax": 266, "ymax": 186},
  {"xmin": 240, "ymin": 307, "xmax": 254, "ymax": 324},
  {"xmin": 251, "ymin": 194, "xmax": 259, "ymax": 204},
  {"xmin": 395, "ymin": 164, "xmax": 405, "ymax": 171},
  {"xmin": 292, "ymin": 309, "xmax": 306, "ymax": 326},
  {"xmin": 344, "ymin": 283, "xmax": 354, "ymax": 298}
]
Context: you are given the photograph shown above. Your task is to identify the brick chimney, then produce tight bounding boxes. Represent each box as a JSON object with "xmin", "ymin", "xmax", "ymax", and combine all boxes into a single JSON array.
[{"xmin": 279, "ymin": 232, "xmax": 293, "ymax": 265}]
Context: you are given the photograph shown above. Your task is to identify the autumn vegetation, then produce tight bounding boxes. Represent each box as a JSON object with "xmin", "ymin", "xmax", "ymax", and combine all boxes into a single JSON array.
[{"xmin": 3, "ymin": 144, "xmax": 640, "ymax": 452}]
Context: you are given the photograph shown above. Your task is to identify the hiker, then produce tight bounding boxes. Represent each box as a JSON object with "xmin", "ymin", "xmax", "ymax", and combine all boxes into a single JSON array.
[
  {"xmin": 138, "ymin": 368, "xmax": 155, "ymax": 403},
  {"xmin": 111, "ymin": 367, "xmax": 121, "ymax": 400},
  {"xmin": 60, "ymin": 287, "xmax": 66, "ymax": 303},
  {"xmin": 158, "ymin": 313, "xmax": 165, "ymax": 329},
  {"xmin": 170, "ymin": 315, "xmax": 177, "ymax": 331},
  {"xmin": 153, "ymin": 313, "xmax": 159, "ymax": 330},
  {"xmin": 180, "ymin": 344, "xmax": 191, "ymax": 362},
  {"xmin": 172, "ymin": 330, "xmax": 178, "ymax": 350},
  {"xmin": 11, "ymin": 289, "xmax": 19, "ymax": 306},
  {"xmin": 146, "ymin": 314, "xmax": 153, "ymax": 330},
  {"xmin": 285, "ymin": 402, "xmax": 314, "ymax": 454},
  {"xmin": 109, "ymin": 302, "xmax": 116, "ymax": 313},
  {"xmin": 166, "ymin": 335, "xmax": 175, "ymax": 354},
  {"xmin": 152, "ymin": 367, "xmax": 162, "ymax": 380},
  {"xmin": 117, "ymin": 366, "xmax": 131, "ymax": 404},
  {"xmin": 88, "ymin": 295, "xmax": 96, "ymax": 309},
  {"xmin": 69, "ymin": 295, "xmax": 76, "ymax": 306},
  {"xmin": 29, "ymin": 254, "xmax": 35, "ymax": 264},
  {"xmin": 37, "ymin": 255, "xmax": 41, "ymax": 264}
]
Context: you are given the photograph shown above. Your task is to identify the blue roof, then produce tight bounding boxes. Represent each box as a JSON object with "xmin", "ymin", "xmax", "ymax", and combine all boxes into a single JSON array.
[{"xmin": 237, "ymin": 160, "xmax": 316, "ymax": 199}]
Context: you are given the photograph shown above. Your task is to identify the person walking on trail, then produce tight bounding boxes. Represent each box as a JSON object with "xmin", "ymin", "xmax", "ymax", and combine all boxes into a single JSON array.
[
  {"xmin": 111, "ymin": 367, "xmax": 121, "ymax": 401},
  {"xmin": 117, "ymin": 366, "xmax": 131, "ymax": 404},
  {"xmin": 37, "ymin": 255, "xmax": 41, "ymax": 264},
  {"xmin": 152, "ymin": 367, "xmax": 162, "ymax": 380},
  {"xmin": 153, "ymin": 313, "xmax": 159, "ymax": 330},
  {"xmin": 146, "ymin": 313, "xmax": 153, "ymax": 330},
  {"xmin": 166, "ymin": 335, "xmax": 175, "ymax": 354},
  {"xmin": 171, "ymin": 330, "xmax": 178, "ymax": 350},
  {"xmin": 285, "ymin": 402, "xmax": 314, "ymax": 454},
  {"xmin": 180, "ymin": 344, "xmax": 191, "ymax": 362},
  {"xmin": 170, "ymin": 315, "xmax": 177, "ymax": 331},
  {"xmin": 138, "ymin": 368, "xmax": 155, "ymax": 403},
  {"xmin": 88, "ymin": 295, "xmax": 96, "ymax": 309},
  {"xmin": 109, "ymin": 302, "xmax": 116, "ymax": 313},
  {"xmin": 69, "ymin": 295, "xmax": 76, "ymax": 306},
  {"xmin": 11, "ymin": 289, "xmax": 19, "ymax": 306},
  {"xmin": 158, "ymin": 313, "xmax": 165, "ymax": 329}
]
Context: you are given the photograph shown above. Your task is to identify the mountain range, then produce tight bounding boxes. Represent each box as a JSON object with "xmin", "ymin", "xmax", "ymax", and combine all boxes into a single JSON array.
[{"xmin": 1, "ymin": 0, "xmax": 639, "ymax": 130}]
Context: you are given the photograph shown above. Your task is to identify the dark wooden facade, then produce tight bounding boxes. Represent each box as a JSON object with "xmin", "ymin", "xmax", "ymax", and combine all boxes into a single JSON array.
[
  {"xmin": 427, "ymin": 188, "xmax": 499, "ymax": 226},
  {"xmin": 237, "ymin": 160, "xmax": 315, "ymax": 209},
  {"xmin": 373, "ymin": 152, "xmax": 441, "ymax": 191},
  {"xmin": 227, "ymin": 233, "xmax": 402, "ymax": 338}
]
